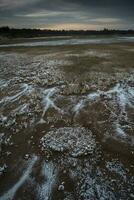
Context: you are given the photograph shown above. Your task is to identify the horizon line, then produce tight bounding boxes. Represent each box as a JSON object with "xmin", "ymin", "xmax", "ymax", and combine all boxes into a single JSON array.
[{"xmin": 0, "ymin": 26, "xmax": 134, "ymax": 32}]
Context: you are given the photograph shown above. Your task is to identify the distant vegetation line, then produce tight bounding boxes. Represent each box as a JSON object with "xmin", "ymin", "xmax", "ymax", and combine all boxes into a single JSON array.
[{"xmin": 0, "ymin": 26, "xmax": 134, "ymax": 38}]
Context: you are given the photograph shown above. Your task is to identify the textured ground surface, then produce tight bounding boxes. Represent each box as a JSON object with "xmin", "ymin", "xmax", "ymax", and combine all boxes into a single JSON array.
[{"xmin": 0, "ymin": 36, "xmax": 134, "ymax": 200}]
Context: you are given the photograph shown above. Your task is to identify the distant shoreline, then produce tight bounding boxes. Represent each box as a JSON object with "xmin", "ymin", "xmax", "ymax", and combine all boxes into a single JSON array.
[{"xmin": 0, "ymin": 27, "xmax": 134, "ymax": 40}]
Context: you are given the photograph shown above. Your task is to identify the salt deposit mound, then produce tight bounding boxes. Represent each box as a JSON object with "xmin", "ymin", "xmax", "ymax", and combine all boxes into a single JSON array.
[{"xmin": 41, "ymin": 127, "xmax": 96, "ymax": 157}]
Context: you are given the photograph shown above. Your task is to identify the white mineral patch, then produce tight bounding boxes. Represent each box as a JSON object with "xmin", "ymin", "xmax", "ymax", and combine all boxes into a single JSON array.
[
  {"xmin": 0, "ymin": 155, "xmax": 38, "ymax": 200},
  {"xmin": 0, "ymin": 83, "xmax": 33, "ymax": 105},
  {"xmin": 85, "ymin": 50, "xmax": 111, "ymax": 58},
  {"xmin": 66, "ymin": 50, "xmax": 111, "ymax": 59},
  {"xmin": 42, "ymin": 88, "xmax": 57, "ymax": 112},
  {"xmin": 73, "ymin": 91, "xmax": 101, "ymax": 115},
  {"xmin": 37, "ymin": 161, "xmax": 58, "ymax": 200},
  {"xmin": 40, "ymin": 87, "xmax": 62, "ymax": 121},
  {"xmin": 107, "ymin": 83, "xmax": 134, "ymax": 109},
  {"xmin": 65, "ymin": 53, "xmax": 81, "ymax": 57},
  {"xmin": 106, "ymin": 159, "xmax": 127, "ymax": 179},
  {"xmin": 87, "ymin": 91, "xmax": 101, "ymax": 100},
  {"xmin": 74, "ymin": 83, "xmax": 134, "ymax": 119},
  {"xmin": 0, "ymin": 115, "xmax": 7, "ymax": 123},
  {"xmin": 0, "ymin": 79, "xmax": 9, "ymax": 88},
  {"xmin": 0, "ymin": 164, "xmax": 7, "ymax": 175},
  {"xmin": 73, "ymin": 99, "xmax": 84, "ymax": 114},
  {"xmin": 73, "ymin": 91, "xmax": 100, "ymax": 114},
  {"xmin": 41, "ymin": 127, "xmax": 96, "ymax": 157},
  {"xmin": 11, "ymin": 103, "xmax": 29, "ymax": 115},
  {"xmin": 115, "ymin": 123, "xmax": 127, "ymax": 138}
]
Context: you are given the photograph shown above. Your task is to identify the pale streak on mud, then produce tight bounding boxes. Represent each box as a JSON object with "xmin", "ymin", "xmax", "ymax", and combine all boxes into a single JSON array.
[
  {"xmin": 85, "ymin": 50, "xmax": 111, "ymax": 58},
  {"xmin": 0, "ymin": 156, "xmax": 38, "ymax": 200},
  {"xmin": 37, "ymin": 161, "xmax": 58, "ymax": 200},
  {"xmin": 39, "ymin": 87, "xmax": 63, "ymax": 123},
  {"xmin": 74, "ymin": 83, "xmax": 134, "ymax": 114},
  {"xmin": 0, "ymin": 79, "xmax": 9, "ymax": 88},
  {"xmin": 0, "ymin": 83, "xmax": 33, "ymax": 106}
]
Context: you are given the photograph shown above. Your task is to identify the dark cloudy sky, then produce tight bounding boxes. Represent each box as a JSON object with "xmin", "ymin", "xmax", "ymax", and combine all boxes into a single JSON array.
[{"xmin": 0, "ymin": 0, "xmax": 134, "ymax": 30}]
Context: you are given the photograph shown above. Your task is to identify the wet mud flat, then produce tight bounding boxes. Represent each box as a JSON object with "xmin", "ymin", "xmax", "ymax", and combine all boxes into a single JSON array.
[{"xmin": 0, "ymin": 38, "xmax": 134, "ymax": 199}]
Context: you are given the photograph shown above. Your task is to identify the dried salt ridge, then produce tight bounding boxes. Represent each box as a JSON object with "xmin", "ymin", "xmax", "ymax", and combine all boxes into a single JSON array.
[{"xmin": 41, "ymin": 127, "xmax": 96, "ymax": 157}]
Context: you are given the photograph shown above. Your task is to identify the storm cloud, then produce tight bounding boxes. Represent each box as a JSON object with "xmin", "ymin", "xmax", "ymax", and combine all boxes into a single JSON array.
[{"xmin": 0, "ymin": 0, "xmax": 133, "ymax": 29}]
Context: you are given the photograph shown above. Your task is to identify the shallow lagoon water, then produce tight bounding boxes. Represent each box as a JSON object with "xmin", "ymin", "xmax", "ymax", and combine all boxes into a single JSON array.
[{"xmin": 0, "ymin": 36, "xmax": 134, "ymax": 47}]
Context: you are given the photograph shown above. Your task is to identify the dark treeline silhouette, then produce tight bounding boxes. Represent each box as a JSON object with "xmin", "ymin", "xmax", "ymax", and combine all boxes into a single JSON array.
[{"xmin": 0, "ymin": 26, "xmax": 134, "ymax": 38}]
